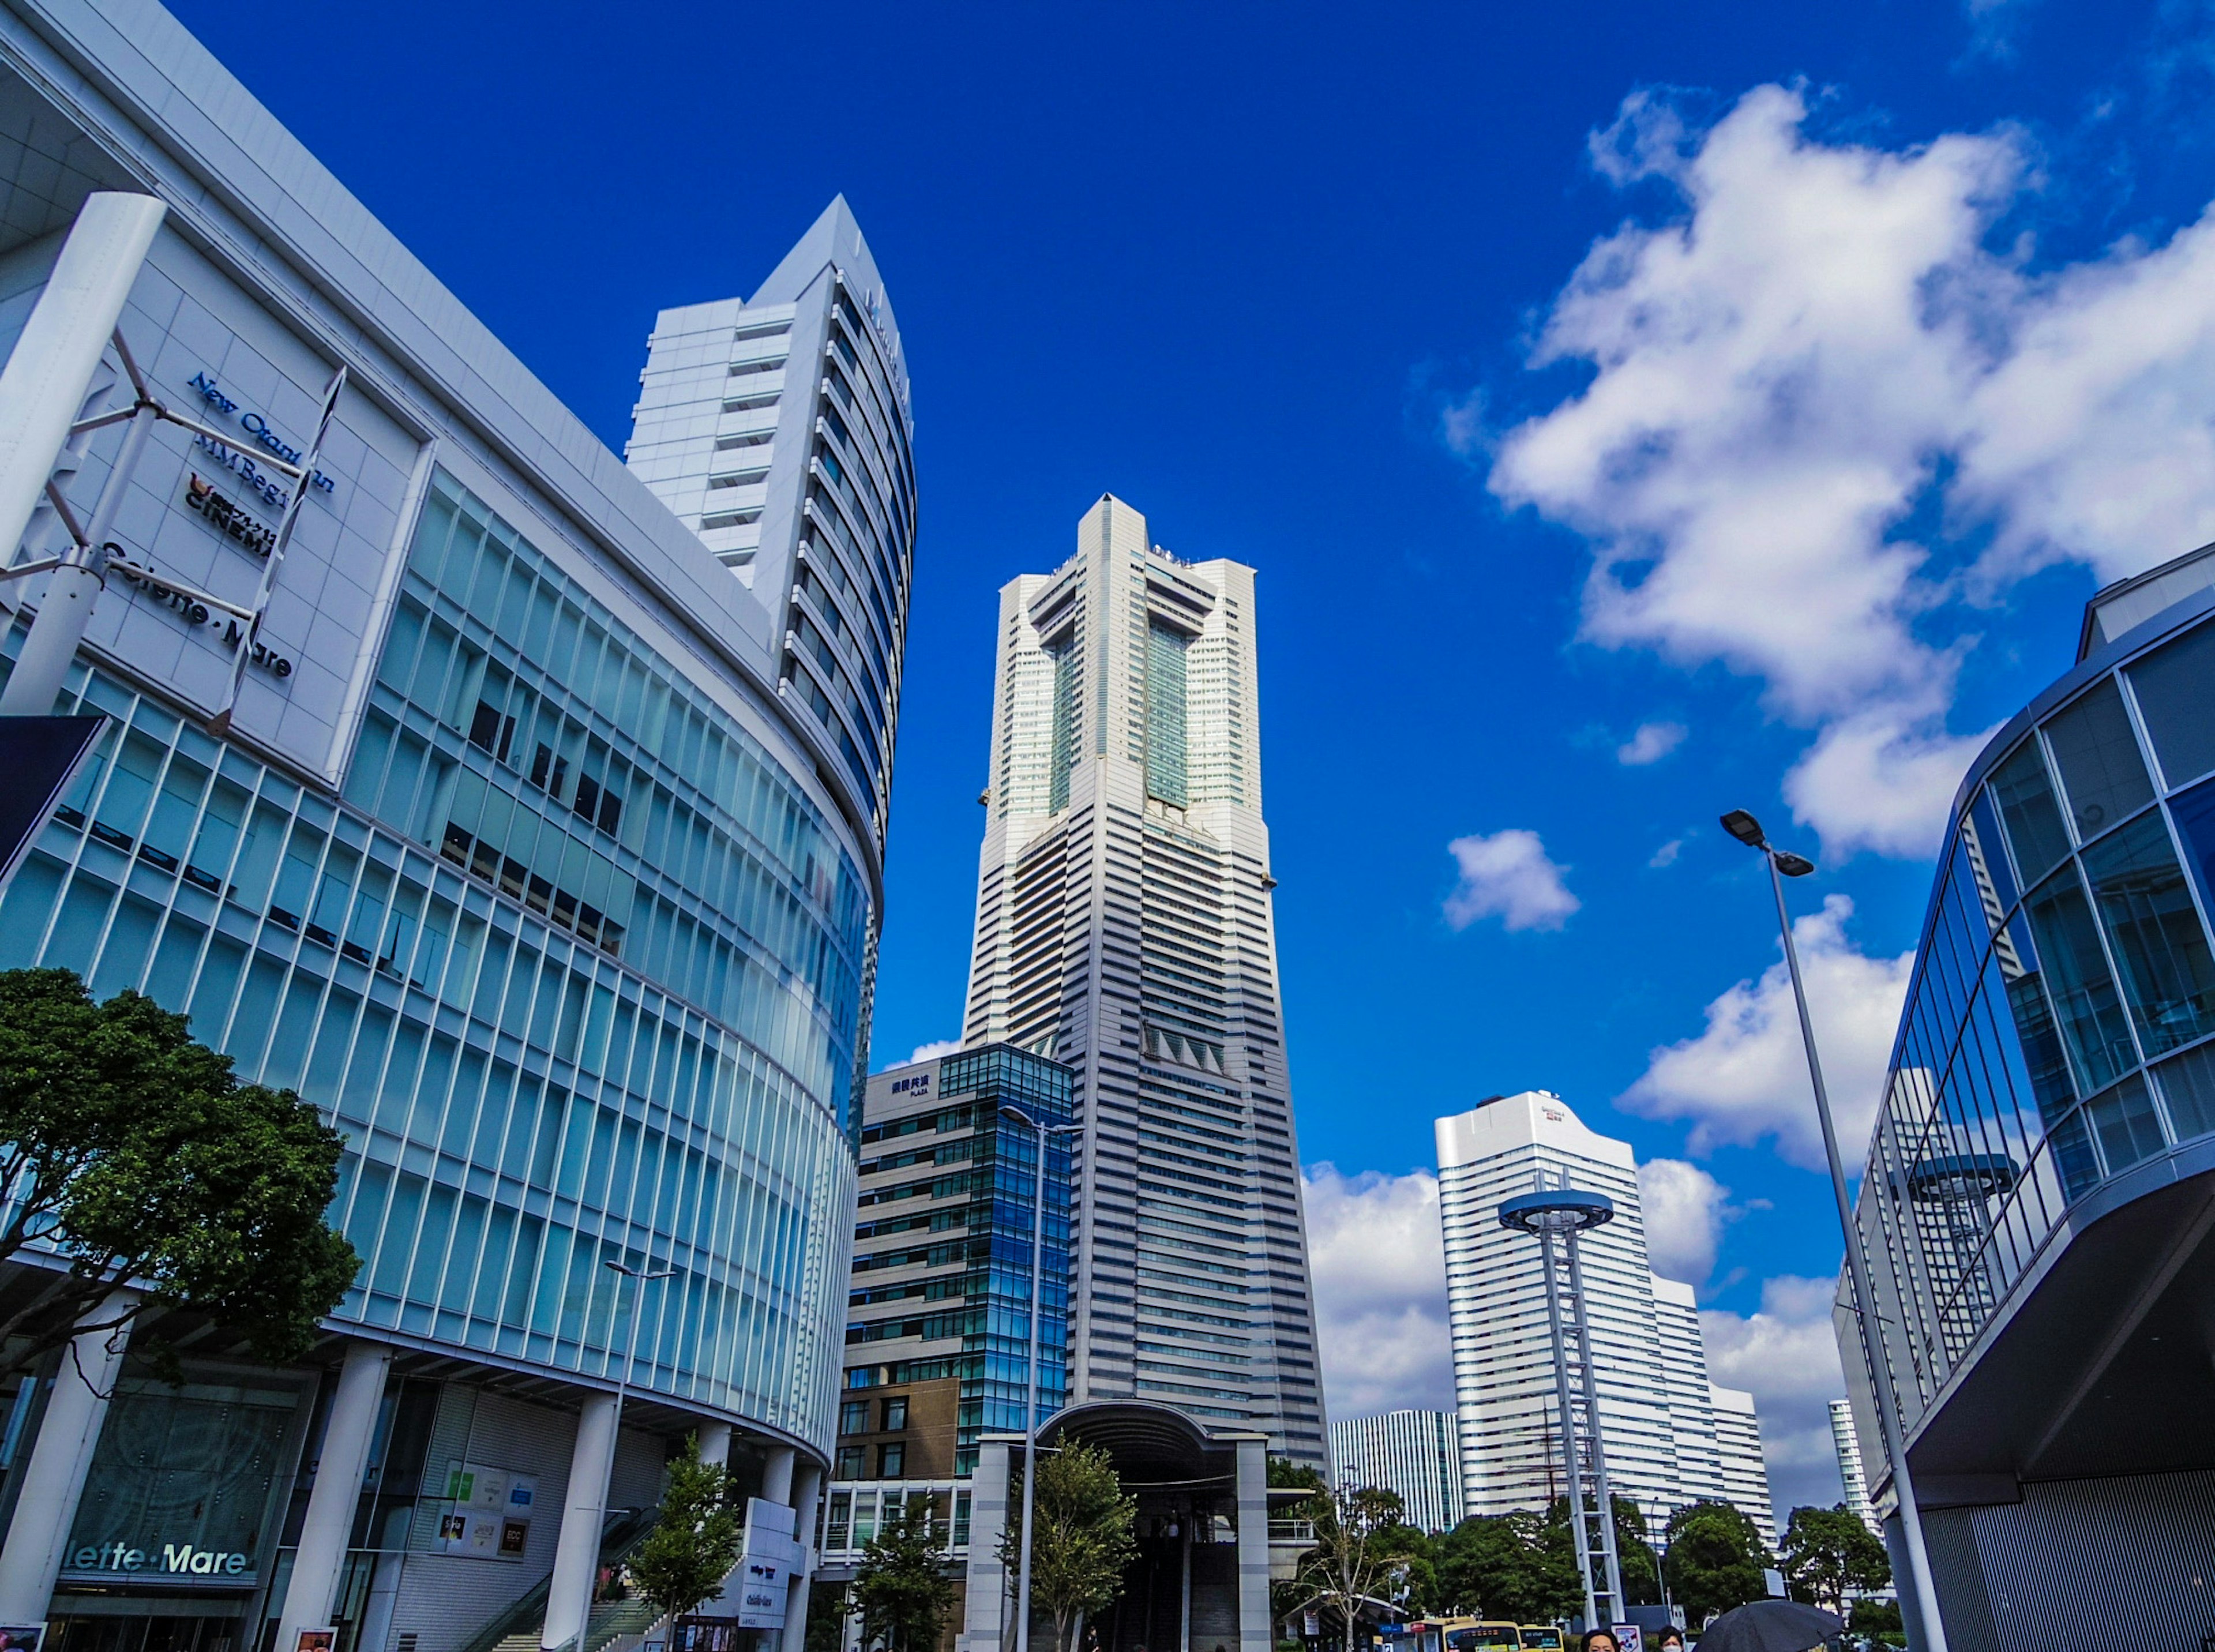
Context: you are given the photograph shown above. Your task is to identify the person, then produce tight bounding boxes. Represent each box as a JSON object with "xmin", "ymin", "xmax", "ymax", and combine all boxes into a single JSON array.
[
  {"xmin": 1580, "ymin": 1634, "xmax": 1619, "ymax": 1652},
  {"xmin": 1653, "ymin": 1630, "xmax": 1687, "ymax": 1650}
]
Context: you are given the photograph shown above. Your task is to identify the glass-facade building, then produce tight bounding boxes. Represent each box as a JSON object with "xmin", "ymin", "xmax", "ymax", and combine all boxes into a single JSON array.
[
  {"xmin": 1839, "ymin": 543, "xmax": 2215, "ymax": 1646},
  {"xmin": 0, "ymin": 3, "xmax": 910, "ymax": 1651}
]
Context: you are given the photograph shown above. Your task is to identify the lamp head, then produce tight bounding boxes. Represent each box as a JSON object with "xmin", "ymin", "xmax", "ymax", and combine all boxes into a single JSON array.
[
  {"xmin": 1720, "ymin": 809, "xmax": 1767, "ymax": 848},
  {"xmin": 1773, "ymin": 850, "xmax": 1816, "ymax": 878}
]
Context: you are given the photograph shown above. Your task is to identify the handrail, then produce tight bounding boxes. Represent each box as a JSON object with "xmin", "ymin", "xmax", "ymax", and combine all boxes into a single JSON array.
[{"xmin": 451, "ymin": 1505, "xmax": 659, "ymax": 1652}]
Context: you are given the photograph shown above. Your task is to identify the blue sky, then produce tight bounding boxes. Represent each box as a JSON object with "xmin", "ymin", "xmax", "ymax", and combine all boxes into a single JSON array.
[{"xmin": 175, "ymin": 0, "xmax": 2215, "ymax": 1510}]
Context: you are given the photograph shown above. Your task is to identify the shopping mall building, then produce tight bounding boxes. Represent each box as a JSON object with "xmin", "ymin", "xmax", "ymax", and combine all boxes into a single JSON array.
[
  {"xmin": 0, "ymin": 2, "xmax": 914, "ymax": 1652},
  {"xmin": 1839, "ymin": 542, "xmax": 2215, "ymax": 1645}
]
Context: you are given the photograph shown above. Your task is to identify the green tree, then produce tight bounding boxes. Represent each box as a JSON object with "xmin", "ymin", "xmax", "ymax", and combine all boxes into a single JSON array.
[
  {"xmin": 1661, "ymin": 1501, "xmax": 1770, "ymax": 1624},
  {"xmin": 853, "ymin": 1501, "xmax": 958, "ymax": 1652},
  {"xmin": 1432, "ymin": 1511, "xmax": 1579, "ymax": 1624},
  {"xmin": 1779, "ymin": 1505, "xmax": 1889, "ymax": 1614},
  {"xmin": 0, "ymin": 968, "xmax": 358, "ymax": 1376},
  {"xmin": 630, "ymin": 1436, "xmax": 742, "ymax": 1620},
  {"xmin": 1848, "ymin": 1598, "xmax": 1905, "ymax": 1646},
  {"xmin": 1293, "ymin": 1484, "xmax": 1422, "ymax": 1652},
  {"xmin": 998, "ymin": 1442, "xmax": 1140, "ymax": 1652},
  {"xmin": 805, "ymin": 1583, "xmax": 851, "ymax": 1652}
]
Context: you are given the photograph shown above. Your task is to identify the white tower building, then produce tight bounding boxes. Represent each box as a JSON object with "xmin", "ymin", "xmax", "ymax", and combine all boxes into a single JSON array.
[
  {"xmin": 1436, "ymin": 1092, "xmax": 1774, "ymax": 1540},
  {"xmin": 1830, "ymin": 1397, "xmax": 1879, "ymax": 1534},
  {"xmin": 1712, "ymin": 1386, "xmax": 1778, "ymax": 1550},
  {"xmin": 1331, "ymin": 1410, "xmax": 1467, "ymax": 1533},
  {"xmin": 959, "ymin": 494, "xmax": 1326, "ymax": 1463}
]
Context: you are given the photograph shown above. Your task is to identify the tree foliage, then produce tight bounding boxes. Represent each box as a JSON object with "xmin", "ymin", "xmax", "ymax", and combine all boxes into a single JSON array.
[
  {"xmin": 1779, "ymin": 1504, "xmax": 1889, "ymax": 1613},
  {"xmin": 0, "ymin": 969, "xmax": 358, "ymax": 1376},
  {"xmin": 854, "ymin": 1500, "xmax": 958, "ymax": 1652},
  {"xmin": 630, "ymin": 1435, "xmax": 742, "ymax": 1620},
  {"xmin": 998, "ymin": 1442, "xmax": 1139, "ymax": 1652},
  {"xmin": 1660, "ymin": 1501, "xmax": 1770, "ymax": 1624},
  {"xmin": 1430, "ymin": 1510, "xmax": 1581, "ymax": 1624},
  {"xmin": 1293, "ymin": 1484, "xmax": 1422, "ymax": 1652}
]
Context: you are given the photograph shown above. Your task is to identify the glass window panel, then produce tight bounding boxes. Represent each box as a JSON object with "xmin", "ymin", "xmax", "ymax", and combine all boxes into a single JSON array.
[
  {"xmin": 2169, "ymin": 776, "xmax": 2215, "ymax": 936},
  {"xmin": 1991, "ymin": 742, "xmax": 2072, "ymax": 887},
  {"xmin": 2047, "ymin": 1109, "xmax": 2103, "ymax": 1202},
  {"xmin": 2153, "ymin": 1041, "xmax": 2215, "ymax": 1143},
  {"xmin": 2045, "ymin": 678, "xmax": 2154, "ymax": 841},
  {"xmin": 2022, "ymin": 865, "xmax": 2138, "ymax": 1093},
  {"xmin": 1993, "ymin": 911, "xmax": 2077, "ymax": 1120},
  {"xmin": 1964, "ymin": 790, "xmax": 2020, "ymax": 928},
  {"xmin": 2127, "ymin": 618, "xmax": 2215, "ymax": 790},
  {"xmin": 2085, "ymin": 1073, "xmax": 2167, "ymax": 1174},
  {"xmin": 2079, "ymin": 810, "xmax": 2215, "ymax": 1056}
]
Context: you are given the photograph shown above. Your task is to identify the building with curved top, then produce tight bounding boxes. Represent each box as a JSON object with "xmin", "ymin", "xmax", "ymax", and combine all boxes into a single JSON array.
[
  {"xmin": 1837, "ymin": 540, "xmax": 2215, "ymax": 1646},
  {"xmin": 0, "ymin": 4, "xmax": 910, "ymax": 1652}
]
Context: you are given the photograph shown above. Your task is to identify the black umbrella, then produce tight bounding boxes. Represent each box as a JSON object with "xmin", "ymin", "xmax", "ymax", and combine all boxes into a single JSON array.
[{"xmin": 1691, "ymin": 1600, "xmax": 1845, "ymax": 1652}]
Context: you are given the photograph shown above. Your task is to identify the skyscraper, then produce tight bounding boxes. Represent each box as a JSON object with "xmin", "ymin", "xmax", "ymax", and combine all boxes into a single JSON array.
[
  {"xmin": 1436, "ymin": 1092, "xmax": 1773, "ymax": 1540},
  {"xmin": 1829, "ymin": 1398, "xmax": 1879, "ymax": 1534},
  {"xmin": 958, "ymin": 494, "xmax": 1326, "ymax": 1463},
  {"xmin": 1330, "ymin": 1410, "xmax": 1467, "ymax": 1533}
]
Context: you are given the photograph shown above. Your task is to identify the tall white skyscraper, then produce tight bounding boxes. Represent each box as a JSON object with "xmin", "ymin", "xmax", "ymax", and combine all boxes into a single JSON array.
[
  {"xmin": 959, "ymin": 494, "xmax": 1326, "ymax": 1463},
  {"xmin": 1436, "ymin": 1092, "xmax": 1774, "ymax": 1540},
  {"xmin": 1331, "ymin": 1410, "xmax": 1467, "ymax": 1533},
  {"xmin": 1830, "ymin": 1398, "xmax": 1879, "ymax": 1534},
  {"xmin": 626, "ymin": 196, "xmax": 914, "ymax": 848}
]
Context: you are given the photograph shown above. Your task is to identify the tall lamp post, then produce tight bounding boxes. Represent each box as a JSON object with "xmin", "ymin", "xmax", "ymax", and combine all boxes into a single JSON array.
[
  {"xmin": 998, "ymin": 1103, "xmax": 1080, "ymax": 1652},
  {"xmin": 1720, "ymin": 808, "xmax": 1950, "ymax": 1652},
  {"xmin": 561, "ymin": 1259, "xmax": 674, "ymax": 1651}
]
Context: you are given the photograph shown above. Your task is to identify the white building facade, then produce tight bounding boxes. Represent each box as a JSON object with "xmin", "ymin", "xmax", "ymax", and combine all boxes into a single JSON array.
[
  {"xmin": 1436, "ymin": 1093, "xmax": 1774, "ymax": 1542},
  {"xmin": 1330, "ymin": 1409, "xmax": 1466, "ymax": 1533},
  {"xmin": 1829, "ymin": 1398, "xmax": 1879, "ymax": 1534},
  {"xmin": 1711, "ymin": 1387, "xmax": 1777, "ymax": 1550},
  {"xmin": 958, "ymin": 495, "xmax": 1326, "ymax": 1463}
]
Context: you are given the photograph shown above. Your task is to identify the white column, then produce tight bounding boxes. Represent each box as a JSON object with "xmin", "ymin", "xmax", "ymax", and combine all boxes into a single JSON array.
[
  {"xmin": 763, "ymin": 1442, "xmax": 796, "ymax": 1505},
  {"xmin": 273, "ymin": 1341, "xmax": 392, "ymax": 1652},
  {"xmin": 782, "ymin": 1462, "xmax": 823, "ymax": 1652},
  {"xmin": 1234, "ymin": 1439, "xmax": 1271, "ymax": 1652},
  {"xmin": 959, "ymin": 1439, "xmax": 1013, "ymax": 1652},
  {"xmin": 697, "ymin": 1421, "xmax": 732, "ymax": 1469},
  {"xmin": 0, "ymin": 1290, "xmax": 136, "ymax": 1623},
  {"xmin": 0, "ymin": 193, "xmax": 165, "ymax": 719},
  {"xmin": 542, "ymin": 1392, "xmax": 621, "ymax": 1652}
]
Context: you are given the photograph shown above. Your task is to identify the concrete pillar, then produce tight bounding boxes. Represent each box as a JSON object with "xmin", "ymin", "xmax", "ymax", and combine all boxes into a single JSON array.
[
  {"xmin": 763, "ymin": 1442, "xmax": 796, "ymax": 1505},
  {"xmin": 0, "ymin": 1290, "xmax": 136, "ymax": 1623},
  {"xmin": 274, "ymin": 1341, "xmax": 392, "ymax": 1652},
  {"xmin": 783, "ymin": 1462, "xmax": 823, "ymax": 1652},
  {"xmin": 1234, "ymin": 1439, "xmax": 1271, "ymax": 1652},
  {"xmin": 542, "ymin": 1392, "xmax": 621, "ymax": 1652},
  {"xmin": 697, "ymin": 1421, "xmax": 732, "ymax": 1469},
  {"xmin": 960, "ymin": 1437, "xmax": 1014, "ymax": 1652}
]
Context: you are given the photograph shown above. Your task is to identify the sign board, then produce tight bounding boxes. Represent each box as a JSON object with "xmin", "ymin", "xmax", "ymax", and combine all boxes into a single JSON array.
[
  {"xmin": 0, "ymin": 716, "xmax": 104, "ymax": 897},
  {"xmin": 0, "ymin": 1626, "xmax": 44, "ymax": 1652},
  {"xmin": 435, "ymin": 1462, "xmax": 536, "ymax": 1560},
  {"xmin": 732, "ymin": 1498, "xmax": 800, "ymax": 1629},
  {"xmin": 294, "ymin": 1632, "xmax": 335, "ymax": 1652},
  {"xmin": 1609, "ymin": 1629, "xmax": 1642, "ymax": 1652}
]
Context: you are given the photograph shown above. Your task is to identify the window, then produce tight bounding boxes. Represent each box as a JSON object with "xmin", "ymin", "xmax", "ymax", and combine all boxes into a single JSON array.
[
  {"xmin": 834, "ymin": 1446, "xmax": 866, "ymax": 1479},
  {"xmin": 715, "ymin": 431, "xmax": 774, "ymax": 450},
  {"xmin": 877, "ymin": 1442, "xmax": 904, "ymax": 1477},
  {"xmin": 881, "ymin": 1396, "xmax": 908, "ymax": 1431},
  {"xmin": 468, "ymin": 701, "xmax": 514, "ymax": 763},
  {"xmin": 2086, "ymin": 1073, "xmax": 2168, "ymax": 1174},
  {"xmin": 729, "ymin": 358, "xmax": 786, "ymax": 378},
  {"xmin": 722, "ymin": 393, "xmax": 778, "ymax": 414},
  {"xmin": 2046, "ymin": 679, "xmax": 2154, "ymax": 840},
  {"xmin": 2130, "ymin": 620, "xmax": 2215, "ymax": 789},
  {"xmin": 2023, "ymin": 866, "xmax": 2139, "ymax": 1094},
  {"xmin": 572, "ymin": 774, "xmax": 622, "ymax": 835},
  {"xmin": 2156, "ymin": 1041, "xmax": 2215, "ymax": 1142},
  {"xmin": 708, "ymin": 468, "xmax": 771, "ymax": 490},
  {"xmin": 1991, "ymin": 740, "xmax": 2072, "ymax": 887},
  {"xmin": 528, "ymin": 743, "xmax": 568, "ymax": 799},
  {"xmin": 733, "ymin": 320, "xmax": 791, "ymax": 343},
  {"xmin": 2080, "ymin": 810, "xmax": 2215, "ymax": 1056},
  {"xmin": 701, "ymin": 510, "xmax": 762, "ymax": 531},
  {"xmin": 839, "ymin": 1399, "xmax": 870, "ymax": 1436}
]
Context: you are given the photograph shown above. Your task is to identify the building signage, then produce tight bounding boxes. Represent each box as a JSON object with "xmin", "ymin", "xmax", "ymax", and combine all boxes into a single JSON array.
[
  {"xmin": 183, "ymin": 472, "xmax": 277, "ymax": 557},
  {"xmin": 186, "ymin": 371, "xmax": 339, "ymax": 508},
  {"xmin": 114, "ymin": 561, "xmax": 294, "ymax": 679},
  {"xmin": 729, "ymin": 1498, "xmax": 801, "ymax": 1629},
  {"xmin": 888, "ymin": 1071, "xmax": 931, "ymax": 1095},
  {"xmin": 66, "ymin": 1540, "xmax": 249, "ymax": 1576},
  {"xmin": 435, "ymin": 1461, "xmax": 536, "ymax": 1560}
]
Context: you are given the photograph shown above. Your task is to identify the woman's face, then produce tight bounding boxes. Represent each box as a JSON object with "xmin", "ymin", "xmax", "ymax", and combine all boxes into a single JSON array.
[{"xmin": 1587, "ymin": 1636, "xmax": 1620, "ymax": 1652}]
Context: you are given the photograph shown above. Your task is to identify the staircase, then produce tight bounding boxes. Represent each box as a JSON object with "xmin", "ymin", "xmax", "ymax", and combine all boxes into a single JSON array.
[
  {"xmin": 453, "ymin": 1507, "xmax": 660, "ymax": 1652},
  {"xmin": 485, "ymin": 1598, "xmax": 667, "ymax": 1652}
]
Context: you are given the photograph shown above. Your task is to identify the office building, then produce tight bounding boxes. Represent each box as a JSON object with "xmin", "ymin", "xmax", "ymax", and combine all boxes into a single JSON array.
[
  {"xmin": 810, "ymin": 1044, "xmax": 1075, "ymax": 1585},
  {"xmin": 1835, "ymin": 540, "xmax": 2215, "ymax": 1645},
  {"xmin": 0, "ymin": 3, "xmax": 911, "ymax": 1649},
  {"xmin": 1436, "ymin": 1092, "xmax": 1774, "ymax": 1541},
  {"xmin": 1330, "ymin": 1410, "xmax": 1467, "ymax": 1534},
  {"xmin": 625, "ymin": 200, "xmax": 914, "ymax": 843},
  {"xmin": 957, "ymin": 495, "xmax": 1325, "ymax": 1463},
  {"xmin": 1828, "ymin": 1399, "xmax": 1878, "ymax": 1534}
]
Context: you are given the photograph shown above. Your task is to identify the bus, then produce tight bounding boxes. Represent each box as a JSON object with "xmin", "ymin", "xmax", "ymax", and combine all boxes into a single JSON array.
[{"xmin": 1439, "ymin": 1623, "xmax": 1523, "ymax": 1652}]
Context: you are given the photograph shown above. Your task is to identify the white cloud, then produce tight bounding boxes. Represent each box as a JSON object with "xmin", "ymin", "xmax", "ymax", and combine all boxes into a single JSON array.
[
  {"xmin": 1639, "ymin": 1157, "xmax": 1733, "ymax": 1285},
  {"xmin": 1302, "ymin": 1163, "xmax": 1455, "ymax": 1417},
  {"xmin": 1444, "ymin": 830, "xmax": 1581, "ymax": 932},
  {"xmin": 1649, "ymin": 837, "xmax": 1684, "ymax": 868},
  {"xmin": 1620, "ymin": 895, "xmax": 1912, "ymax": 1170},
  {"xmin": 1617, "ymin": 720, "xmax": 1688, "ymax": 765},
  {"xmin": 906, "ymin": 1039, "xmax": 963, "ymax": 1064},
  {"xmin": 1701, "ymin": 1274, "xmax": 1852, "ymax": 1522},
  {"xmin": 1486, "ymin": 82, "xmax": 2215, "ymax": 857}
]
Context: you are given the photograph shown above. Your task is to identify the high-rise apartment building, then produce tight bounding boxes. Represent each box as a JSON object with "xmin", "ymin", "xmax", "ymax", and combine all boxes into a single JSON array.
[
  {"xmin": 1828, "ymin": 1398, "xmax": 1878, "ymax": 1534},
  {"xmin": 958, "ymin": 495, "xmax": 1325, "ymax": 1463},
  {"xmin": 1436, "ymin": 1092, "xmax": 1773, "ymax": 1539},
  {"xmin": 1330, "ymin": 1410, "xmax": 1467, "ymax": 1533},
  {"xmin": 626, "ymin": 196, "xmax": 914, "ymax": 846}
]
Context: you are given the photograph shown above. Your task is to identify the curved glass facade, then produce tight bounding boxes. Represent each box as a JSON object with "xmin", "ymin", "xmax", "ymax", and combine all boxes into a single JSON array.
[
  {"xmin": 1852, "ymin": 592, "xmax": 2215, "ymax": 1433},
  {"xmin": 0, "ymin": 468, "xmax": 863, "ymax": 1446}
]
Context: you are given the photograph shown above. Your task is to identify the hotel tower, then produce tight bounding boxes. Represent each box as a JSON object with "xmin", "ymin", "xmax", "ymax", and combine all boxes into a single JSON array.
[{"xmin": 958, "ymin": 495, "xmax": 1326, "ymax": 1463}]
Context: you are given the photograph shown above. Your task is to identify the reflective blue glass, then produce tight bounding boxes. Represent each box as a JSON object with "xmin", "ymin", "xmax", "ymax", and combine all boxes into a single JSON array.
[
  {"xmin": 2128, "ymin": 618, "xmax": 2215, "ymax": 791},
  {"xmin": 2045, "ymin": 677, "xmax": 2155, "ymax": 842},
  {"xmin": 2079, "ymin": 810, "xmax": 2215, "ymax": 1056},
  {"xmin": 2022, "ymin": 865, "xmax": 2139, "ymax": 1094},
  {"xmin": 1991, "ymin": 741, "xmax": 2073, "ymax": 887}
]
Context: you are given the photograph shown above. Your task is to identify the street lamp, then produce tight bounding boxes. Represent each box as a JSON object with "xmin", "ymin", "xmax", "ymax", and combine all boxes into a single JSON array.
[
  {"xmin": 559, "ymin": 1259, "xmax": 674, "ymax": 1652},
  {"xmin": 1719, "ymin": 808, "xmax": 1950, "ymax": 1652},
  {"xmin": 998, "ymin": 1102, "xmax": 1081, "ymax": 1652}
]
